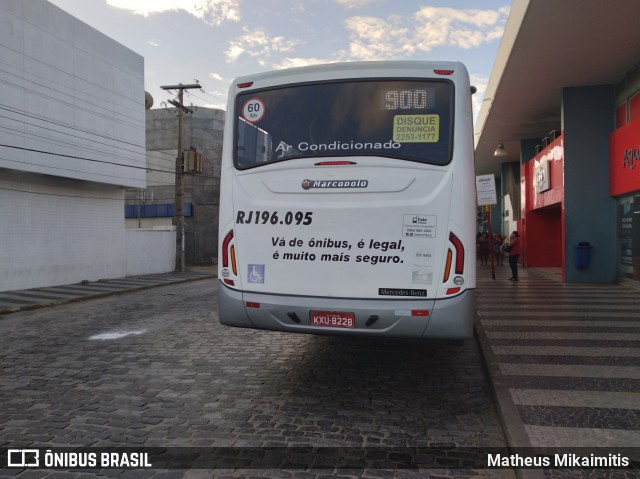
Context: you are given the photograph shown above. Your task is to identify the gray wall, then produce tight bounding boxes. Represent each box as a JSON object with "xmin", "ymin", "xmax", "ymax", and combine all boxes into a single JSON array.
[
  {"xmin": 562, "ymin": 86, "xmax": 617, "ymax": 283},
  {"xmin": 139, "ymin": 107, "xmax": 224, "ymax": 265}
]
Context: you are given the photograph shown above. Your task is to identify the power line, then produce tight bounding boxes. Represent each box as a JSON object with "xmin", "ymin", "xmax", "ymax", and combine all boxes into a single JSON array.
[
  {"xmin": 0, "ymin": 101, "xmax": 221, "ymax": 169},
  {"xmin": 0, "ymin": 142, "xmax": 174, "ymax": 174},
  {"xmin": 0, "ymin": 185, "xmax": 183, "ymax": 203},
  {"xmin": 0, "ymin": 60, "xmax": 146, "ymax": 127},
  {"xmin": 0, "ymin": 103, "xmax": 147, "ymax": 152},
  {"xmin": 1, "ymin": 142, "xmax": 221, "ymax": 182},
  {"xmin": 0, "ymin": 76, "xmax": 144, "ymax": 131},
  {"xmin": 0, "ymin": 41, "xmax": 143, "ymax": 121},
  {"xmin": 185, "ymin": 89, "xmax": 227, "ymax": 107},
  {"xmin": 0, "ymin": 120, "xmax": 174, "ymax": 170},
  {"xmin": 0, "ymin": 156, "xmax": 175, "ymax": 187}
]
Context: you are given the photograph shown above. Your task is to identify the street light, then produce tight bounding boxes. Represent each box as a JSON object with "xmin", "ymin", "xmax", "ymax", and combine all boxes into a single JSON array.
[{"xmin": 494, "ymin": 141, "xmax": 508, "ymax": 157}]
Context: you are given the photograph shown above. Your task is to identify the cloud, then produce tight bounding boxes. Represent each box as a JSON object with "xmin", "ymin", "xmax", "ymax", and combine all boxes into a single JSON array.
[
  {"xmin": 272, "ymin": 56, "xmax": 339, "ymax": 70},
  {"xmin": 413, "ymin": 6, "xmax": 509, "ymax": 51},
  {"xmin": 209, "ymin": 73, "xmax": 224, "ymax": 81},
  {"xmin": 229, "ymin": 5, "xmax": 508, "ymax": 79},
  {"xmin": 469, "ymin": 74, "xmax": 489, "ymax": 123},
  {"xmin": 343, "ymin": 6, "xmax": 509, "ymax": 61},
  {"xmin": 344, "ymin": 15, "xmax": 411, "ymax": 60},
  {"xmin": 225, "ymin": 27, "xmax": 300, "ymax": 64},
  {"xmin": 334, "ymin": 0, "xmax": 379, "ymax": 9},
  {"xmin": 147, "ymin": 40, "xmax": 161, "ymax": 47},
  {"xmin": 106, "ymin": 0, "xmax": 240, "ymax": 25}
]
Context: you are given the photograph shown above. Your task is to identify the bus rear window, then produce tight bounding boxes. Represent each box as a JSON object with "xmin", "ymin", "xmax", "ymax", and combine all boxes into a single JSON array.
[{"xmin": 234, "ymin": 79, "xmax": 453, "ymax": 169}]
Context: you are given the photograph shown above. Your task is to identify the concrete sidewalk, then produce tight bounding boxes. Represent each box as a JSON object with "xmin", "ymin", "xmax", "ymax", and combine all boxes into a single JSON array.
[
  {"xmin": 475, "ymin": 263, "xmax": 640, "ymax": 466},
  {"xmin": 0, "ymin": 266, "xmax": 216, "ymax": 315}
]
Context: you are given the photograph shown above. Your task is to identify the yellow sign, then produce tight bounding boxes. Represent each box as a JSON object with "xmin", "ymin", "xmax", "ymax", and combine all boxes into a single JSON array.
[{"xmin": 392, "ymin": 115, "xmax": 439, "ymax": 143}]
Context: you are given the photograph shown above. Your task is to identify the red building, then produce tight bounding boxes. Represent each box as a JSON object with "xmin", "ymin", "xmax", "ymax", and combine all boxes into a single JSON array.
[{"xmin": 475, "ymin": 0, "xmax": 640, "ymax": 285}]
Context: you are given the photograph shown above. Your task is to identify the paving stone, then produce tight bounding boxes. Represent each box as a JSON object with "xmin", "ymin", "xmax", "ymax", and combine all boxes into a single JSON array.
[
  {"xmin": 476, "ymin": 266, "xmax": 640, "ymax": 454},
  {"xmin": 1, "ymin": 278, "xmax": 508, "ymax": 478}
]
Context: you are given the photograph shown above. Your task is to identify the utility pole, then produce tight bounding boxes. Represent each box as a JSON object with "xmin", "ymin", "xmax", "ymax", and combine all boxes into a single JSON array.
[{"xmin": 160, "ymin": 82, "xmax": 201, "ymax": 272}]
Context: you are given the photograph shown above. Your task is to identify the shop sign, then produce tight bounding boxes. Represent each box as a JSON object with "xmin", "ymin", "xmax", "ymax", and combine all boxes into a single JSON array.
[
  {"xmin": 534, "ymin": 160, "xmax": 550, "ymax": 193},
  {"xmin": 610, "ymin": 120, "xmax": 640, "ymax": 196},
  {"xmin": 476, "ymin": 174, "xmax": 497, "ymax": 206}
]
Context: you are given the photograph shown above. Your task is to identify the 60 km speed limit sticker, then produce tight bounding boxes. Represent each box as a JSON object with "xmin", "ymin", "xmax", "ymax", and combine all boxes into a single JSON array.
[{"xmin": 242, "ymin": 98, "xmax": 265, "ymax": 123}]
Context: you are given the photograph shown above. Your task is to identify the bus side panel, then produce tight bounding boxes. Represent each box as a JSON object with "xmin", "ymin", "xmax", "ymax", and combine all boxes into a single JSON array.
[
  {"xmin": 218, "ymin": 284, "xmax": 253, "ymax": 328},
  {"xmin": 423, "ymin": 290, "xmax": 475, "ymax": 340}
]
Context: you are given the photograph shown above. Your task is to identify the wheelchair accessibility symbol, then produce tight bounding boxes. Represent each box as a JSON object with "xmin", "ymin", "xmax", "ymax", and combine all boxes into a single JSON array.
[{"xmin": 248, "ymin": 264, "xmax": 265, "ymax": 284}]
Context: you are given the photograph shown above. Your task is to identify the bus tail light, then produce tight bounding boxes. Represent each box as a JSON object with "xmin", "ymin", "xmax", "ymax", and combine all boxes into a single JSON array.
[
  {"xmin": 314, "ymin": 161, "xmax": 357, "ymax": 166},
  {"xmin": 222, "ymin": 230, "xmax": 237, "ymax": 286},
  {"xmin": 443, "ymin": 249, "xmax": 453, "ymax": 282},
  {"xmin": 434, "ymin": 69, "xmax": 454, "ymax": 75},
  {"xmin": 449, "ymin": 232, "xmax": 465, "ymax": 274},
  {"xmin": 230, "ymin": 245, "xmax": 237, "ymax": 275},
  {"xmin": 443, "ymin": 232, "xmax": 465, "ymax": 284}
]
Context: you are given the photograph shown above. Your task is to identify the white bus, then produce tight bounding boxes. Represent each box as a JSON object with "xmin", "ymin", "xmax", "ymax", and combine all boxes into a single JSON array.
[{"xmin": 218, "ymin": 61, "xmax": 476, "ymax": 340}]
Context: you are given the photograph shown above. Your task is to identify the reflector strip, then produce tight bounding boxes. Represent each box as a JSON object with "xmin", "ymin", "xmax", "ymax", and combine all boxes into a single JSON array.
[
  {"xmin": 446, "ymin": 287, "xmax": 461, "ymax": 295},
  {"xmin": 411, "ymin": 310, "xmax": 430, "ymax": 317},
  {"xmin": 230, "ymin": 245, "xmax": 237, "ymax": 275},
  {"xmin": 443, "ymin": 249, "xmax": 453, "ymax": 282},
  {"xmin": 449, "ymin": 232, "xmax": 465, "ymax": 274},
  {"xmin": 223, "ymin": 279, "xmax": 235, "ymax": 286},
  {"xmin": 245, "ymin": 302, "xmax": 260, "ymax": 308}
]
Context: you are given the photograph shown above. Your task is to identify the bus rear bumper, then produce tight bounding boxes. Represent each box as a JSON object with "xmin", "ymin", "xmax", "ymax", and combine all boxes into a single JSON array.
[{"xmin": 218, "ymin": 283, "xmax": 475, "ymax": 341}]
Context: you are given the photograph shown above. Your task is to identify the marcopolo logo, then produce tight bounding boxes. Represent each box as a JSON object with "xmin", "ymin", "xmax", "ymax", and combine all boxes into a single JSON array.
[{"xmin": 302, "ymin": 179, "xmax": 369, "ymax": 190}]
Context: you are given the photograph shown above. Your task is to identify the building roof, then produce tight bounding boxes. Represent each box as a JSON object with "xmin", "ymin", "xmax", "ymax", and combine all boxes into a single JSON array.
[{"xmin": 474, "ymin": 0, "xmax": 640, "ymax": 176}]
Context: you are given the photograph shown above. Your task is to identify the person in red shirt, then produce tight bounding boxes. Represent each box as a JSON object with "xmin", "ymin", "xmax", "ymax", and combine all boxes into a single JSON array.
[{"xmin": 504, "ymin": 231, "xmax": 521, "ymax": 281}]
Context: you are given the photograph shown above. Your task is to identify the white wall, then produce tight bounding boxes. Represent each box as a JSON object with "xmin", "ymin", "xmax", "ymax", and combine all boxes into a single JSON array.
[
  {"xmin": 0, "ymin": 0, "xmax": 172, "ymax": 292},
  {"xmin": 126, "ymin": 229, "xmax": 175, "ymax": 276},
  {"xmin": 503, "ymin": 193, "xmax": 517, "ymax": 236},
  {"xmin": 0, "ymin": 0, "xmax": 145, "ymax": 188},
  {"xmin": 0, "ymin": 172, "xmax": 125, "ymax": 290},
  {"xmin": 0, "ymin": 171, "xmax": 175, "ymax": 291}
]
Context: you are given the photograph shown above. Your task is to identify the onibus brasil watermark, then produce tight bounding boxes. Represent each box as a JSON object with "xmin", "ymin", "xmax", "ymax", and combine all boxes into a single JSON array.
[{"xmin": 7, "ymin": 449, "xmax": 151, "ymax": 469}]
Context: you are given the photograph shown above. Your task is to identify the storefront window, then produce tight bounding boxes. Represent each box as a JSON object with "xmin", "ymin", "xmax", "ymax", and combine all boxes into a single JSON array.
[{"xmin": 618, "ymin": 194, "xmax": 640, "ymax": 281}]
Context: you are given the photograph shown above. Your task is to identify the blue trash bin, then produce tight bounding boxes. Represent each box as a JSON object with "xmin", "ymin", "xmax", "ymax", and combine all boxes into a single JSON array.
[{"xmin": 574, "ymin": 242, "xmax": 592, "ymax": 269}]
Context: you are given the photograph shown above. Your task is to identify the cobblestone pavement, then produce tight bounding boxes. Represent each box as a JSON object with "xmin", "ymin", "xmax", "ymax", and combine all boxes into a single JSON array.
[
  {"xmin": 0, "ymin": 279, "xmax": 511, "ymax": 479},
  {"xmin": 475, "ymin": 265, "xmax": 640, "ymax": 479}
]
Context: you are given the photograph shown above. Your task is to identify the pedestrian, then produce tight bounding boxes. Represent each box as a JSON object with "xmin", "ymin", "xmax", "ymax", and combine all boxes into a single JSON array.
[
  {"xmin": 478, "ymin": 232, "xmax": 489, "ymax": 266},
  {"xmin": 503, "ymin": 231, "xmax": 521, "ymax": 281},
  {"xmin": 493, "ymin": 233, "xmax": 504, "ymax": 266}
]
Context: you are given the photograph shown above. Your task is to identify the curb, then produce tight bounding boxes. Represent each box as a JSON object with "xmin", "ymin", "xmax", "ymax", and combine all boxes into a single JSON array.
[
  {"xmin": 0, "ymin": 273, "xmax": 216, "ymax": 316},
  {"xmin": 474, "ymin": 316, "xmax": 546, "ymax": 479}
]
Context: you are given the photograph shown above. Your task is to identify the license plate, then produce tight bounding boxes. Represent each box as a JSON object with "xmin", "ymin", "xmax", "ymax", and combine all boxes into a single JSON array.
[{"xmin": 310, "ymin": 311, "xmax": 355, "ymax": 329}]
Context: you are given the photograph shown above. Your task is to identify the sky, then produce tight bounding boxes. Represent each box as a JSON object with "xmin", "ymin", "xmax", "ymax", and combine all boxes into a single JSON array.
[{"xmin": 47, "ymin": 0, "xmax": 511, "ymax": 121}]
